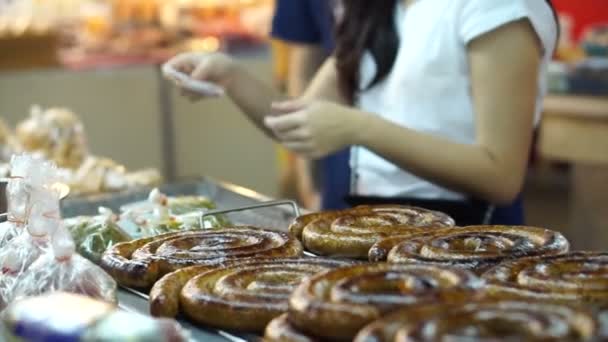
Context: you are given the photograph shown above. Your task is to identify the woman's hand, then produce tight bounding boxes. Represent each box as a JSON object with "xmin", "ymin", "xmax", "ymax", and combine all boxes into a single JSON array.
[
  {"xmin": 265, "ymin": 100, "xmax": 366, "ymax": 159},
  {"xmin": 162, "ymin": 52, "xmax": 238, "ymax": 100}
]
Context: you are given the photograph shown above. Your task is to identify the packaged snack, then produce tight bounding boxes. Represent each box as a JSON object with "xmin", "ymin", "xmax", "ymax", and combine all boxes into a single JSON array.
[
  {"xmin": 2, "ymin": 292, "xmax": 115, "ymax": 342},
  {"xmin": 2, "ymin": 292, "xmax": 191, "ymax": 342}
]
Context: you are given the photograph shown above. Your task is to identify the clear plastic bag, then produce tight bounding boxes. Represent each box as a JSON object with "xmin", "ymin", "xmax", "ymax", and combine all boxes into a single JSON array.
[
  {"xmin": 0, "ymin": 155, "xmax": 60, "ymax": 309},
  {"xmin": 0, "ymin": 175, "xmax": 63, "ymax": 309},
  {"xmin": 64, "ymin": 207, "xmax": 131, "ymax": 263},
  {"xmin": 15, "ymin": 106, "xmax": 161, "ymax": 195},
  {"xmin": 0, "ymin": 232, "xmax": 47, "ymax": 310},
  {"xmin": 0, "ymin": 155, "xmax": 36, "ymax": 248},
  {"xmin": 11, "ymin": 223, "xmax": 118, "ymax": 304},
  {"xmin": 15, "ymin": 106, "xmax": 88, "ymax": 170},
  {"xmin": 2, "ymin": 156, "xmax": 117, "ymax": 307}
]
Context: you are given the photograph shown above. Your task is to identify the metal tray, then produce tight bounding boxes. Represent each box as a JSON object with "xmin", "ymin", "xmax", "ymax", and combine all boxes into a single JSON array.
[
  {"xmin": 61, "ymin": 177, "xmax": 302, "ymax": 341},
  {"xmin": 120, "ymin": 287, "xmax": 260, "ymax": 342},
  {"xmin": 60, "ymin": 176, "xmax": 299, "ymax": 233}
]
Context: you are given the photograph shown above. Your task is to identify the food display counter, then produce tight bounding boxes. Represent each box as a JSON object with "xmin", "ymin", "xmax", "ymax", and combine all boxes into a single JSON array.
[{"xmin": 2, "ymin": 150, "xmax": 608, "ymax": 341}]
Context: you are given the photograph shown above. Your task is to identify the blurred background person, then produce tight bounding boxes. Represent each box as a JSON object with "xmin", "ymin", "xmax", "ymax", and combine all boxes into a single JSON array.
[{"xmin": 270, "ymin": 0, "xmax": 350, "ymax": 211}]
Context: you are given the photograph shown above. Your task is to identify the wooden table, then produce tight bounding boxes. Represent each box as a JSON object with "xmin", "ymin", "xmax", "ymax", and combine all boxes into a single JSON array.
[{"xmin": 539, "ymin": 95, "xmax": 608, "ymax": 250}]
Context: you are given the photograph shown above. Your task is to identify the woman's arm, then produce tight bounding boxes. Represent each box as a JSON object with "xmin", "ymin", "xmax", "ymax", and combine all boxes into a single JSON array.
[
  {"xmin": 164, "ymin": 52, "xmax": 284, "ymax": 136},
  {"xmin": 223, "ymin": 61, "xmax": 285, "ymax": 136},
  {"xmin": 164, "ymin": 51, "xmax": 345, "ymax": 138},
  {"xmin": 355, "ymin": 20, "xmax": 541, "ymax": 205},
  {"xmin": 300, "ymin": 57, "xmax": 347, "ymax": 104},
  {"xmin": 266, "ymin": 19, "xmax": 542, "ymax": 205},
  {"xmin": 287, "ymin": 44, "xmax": 327, "ymax": 97}
]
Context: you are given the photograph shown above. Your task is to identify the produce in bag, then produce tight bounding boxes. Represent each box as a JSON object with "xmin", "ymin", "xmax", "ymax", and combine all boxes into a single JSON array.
[
  {"xmin": 0, "ymin": 158, "xmax": 60, "ymax": 309},
  {"xmin": 119, "ymin": 188, "xmax": 228, "ymax": 237},
  {"xmin": 2, "ymin": 292, "xmax": 191, "ymax": 342},
  {"xmin": 64, "ymin": 207, "xmax": 130, "ymax": 263},
  {"xmin": 12, "ymin": 220, "xmax": 118, "ymax": 304}
]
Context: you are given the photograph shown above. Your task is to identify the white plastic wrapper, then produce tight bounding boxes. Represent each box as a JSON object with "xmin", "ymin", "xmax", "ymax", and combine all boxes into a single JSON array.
[{"xmin": 162, "ymin": 62, "xmax": 225, "ymax": 97}]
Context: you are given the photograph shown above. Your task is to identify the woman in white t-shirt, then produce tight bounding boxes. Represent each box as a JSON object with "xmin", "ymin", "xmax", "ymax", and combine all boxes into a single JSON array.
[{"xmin": 163, "ymin": 0, "xmax": 559, "ymax": 225}]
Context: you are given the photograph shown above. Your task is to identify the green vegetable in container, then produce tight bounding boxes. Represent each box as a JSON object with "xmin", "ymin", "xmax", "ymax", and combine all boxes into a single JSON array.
[{"xmin": 64, "ymin": 208, "xmax": 131, "ymax": 263}]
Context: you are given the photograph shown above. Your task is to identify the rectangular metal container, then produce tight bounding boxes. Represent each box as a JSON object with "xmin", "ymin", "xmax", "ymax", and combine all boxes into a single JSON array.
[
  {"xmin": 60, "ymin": 177, "xmax": 298, "ymax": 233},
  {"xmin": 60, "ymin": 177, "xmax": 297, "ymax": 342}
]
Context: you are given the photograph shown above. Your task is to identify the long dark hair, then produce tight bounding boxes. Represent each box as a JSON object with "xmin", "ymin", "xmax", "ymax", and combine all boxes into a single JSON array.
[{"xmin": 335, "ymin": 0, "xmax": 560, "ymax": 104}]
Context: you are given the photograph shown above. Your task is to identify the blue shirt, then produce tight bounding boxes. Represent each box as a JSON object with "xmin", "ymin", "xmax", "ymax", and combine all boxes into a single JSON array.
[
  {"xmin": 271, "ymin": 0, "xmax": 336, "ymax": 53},
  {"xmin": 272, "ymin": 0, "xmax": 351, "ymax": 210}
]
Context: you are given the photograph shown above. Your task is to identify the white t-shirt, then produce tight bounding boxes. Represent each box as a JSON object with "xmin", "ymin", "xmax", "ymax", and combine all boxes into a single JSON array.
[{"xmin": 351, "ymin": 0, "xmax": 557, "ymax": 200}]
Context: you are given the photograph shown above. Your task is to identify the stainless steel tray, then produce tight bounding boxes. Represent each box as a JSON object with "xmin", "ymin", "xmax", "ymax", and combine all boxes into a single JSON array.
[
  {"xmin": 60, "ymin": 176, "xmax": 299, "ymax": 232},
  {"xmin": 120, "ymin": 287, "xmax": 260, "ymax": 342},
  {"xmin": 62, "ymin": 177, "xmax": 302, "ymax": 341}
]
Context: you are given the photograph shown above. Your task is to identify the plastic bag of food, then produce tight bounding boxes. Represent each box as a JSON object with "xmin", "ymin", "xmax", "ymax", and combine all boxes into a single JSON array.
[
  {"xmin": 67, "ymin": 156, "xmax": 161, "ymax": 195},
  {"xmin": 0, "ymin": 233, "xmax": 46, "ymax": 310},
  {"xmin": 64, "ymin": 207, "xmax": 131, "ymax": 263},
  {"xmin": 2, "ymin": 292, "xmax": 191, "ymax": 342},
  {"xmin": 0, "ymin": 154, "xmax": 57, "ymax": 247},
  {"xmin": 0, "ymin": 180, "xmax": 61, "ymax": 309},
  {"xmin": 0, "ymin": 155, "xmax": 32, "ymax": 247},
  {"xmin": 119, "ymin": 188, "xmax": 227, "ymax": 237},
  {"xmin": 16, "ymin": 106, "xmax": 88, "ymax": 170},
  {"xmin": 15, "ymin": 106, "xmax": 161, "ymax": 196},
  {"xmin": 12, "ymin": 221, "xmax": 118, "ymax": 304}
]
